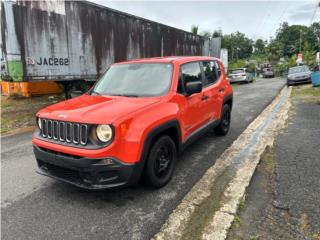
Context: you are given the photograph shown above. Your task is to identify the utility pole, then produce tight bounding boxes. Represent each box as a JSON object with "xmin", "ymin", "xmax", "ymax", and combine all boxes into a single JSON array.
[
  {"xmin": 231, "ymin": 46, "xmax": 234, "ymax": 62},
  {"xmin": 299, "ymin": 29, "xmax": 302, "ymax": 53}
]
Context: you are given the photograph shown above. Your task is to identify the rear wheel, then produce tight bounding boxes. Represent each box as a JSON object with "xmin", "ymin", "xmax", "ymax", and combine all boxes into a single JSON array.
[
  {"xmin": 215, "ymin": 104, "xmax": 231, "ymax": 136},
  {"xmin": 143, "ymin": 135, "xmax": 177, "ymax": 188}
]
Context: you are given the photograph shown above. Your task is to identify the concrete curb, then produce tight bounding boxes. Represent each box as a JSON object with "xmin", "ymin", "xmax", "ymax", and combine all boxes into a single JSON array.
[{"xmin": 152, "ymin": 86, "xmax": 292, "ymax": 240}]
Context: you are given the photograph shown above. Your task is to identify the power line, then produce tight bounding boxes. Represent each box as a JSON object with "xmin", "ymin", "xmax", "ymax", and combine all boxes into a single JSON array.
[
  {"xmin": 310, "ymin": 3, "xmax": 319, "ymax": 25},
  {"xmin": 254, "ymin": 1, "xmax": 271, "ymax": 36},
  {"xmin": 268, "ymin": 2, "xmax": 290, "ymax": 39}
]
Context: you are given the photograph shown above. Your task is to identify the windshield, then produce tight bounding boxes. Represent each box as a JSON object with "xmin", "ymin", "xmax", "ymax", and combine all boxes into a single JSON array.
[
  {"xmin": 288, "ymin": 66, "xmax": 309, "ymax": 74},
  {"xmin": 92, "ymin": 63, "xmax": 173, "ymax": 97},
  {"xmin": 231, "ymin": 69, "xmax": 245, "ymax": 74}
]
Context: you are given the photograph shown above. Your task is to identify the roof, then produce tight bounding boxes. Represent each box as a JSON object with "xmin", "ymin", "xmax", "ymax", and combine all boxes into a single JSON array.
[{"xmin": 114, "ymin": 56, "xmax": 220, "ymax": 65}]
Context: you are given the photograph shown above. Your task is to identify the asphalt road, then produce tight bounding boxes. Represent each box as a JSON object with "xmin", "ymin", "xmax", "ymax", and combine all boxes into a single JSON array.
[
  {"xmin": 227, "ymin": 95, "xmax": 320, "ymax": 240},
  {"xmin": 1, "ymin": 78, "xmax": 285, "ymax": 240}
]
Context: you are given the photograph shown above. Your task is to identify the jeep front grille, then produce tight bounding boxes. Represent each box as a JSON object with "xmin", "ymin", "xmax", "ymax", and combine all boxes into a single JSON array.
[{"xmin": 40, "ymin": 119, "xmax": 89, "ymax": 146}]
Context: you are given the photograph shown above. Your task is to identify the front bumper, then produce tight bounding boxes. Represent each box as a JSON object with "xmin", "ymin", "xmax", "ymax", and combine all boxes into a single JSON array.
[
  {"xmin": 33, "ymin": 145, "xmax": 142, "ymax": 189},
  {"xmin": 263, "ymin": 73, "xmax": 274, "ymax": 77},
  {"xmin": 287, "ymin": 77, "xmax": 311, "ymax": 85},
  {"xmin": 229, "ymin": 76, "xmax": 247, "ymax": 83}
]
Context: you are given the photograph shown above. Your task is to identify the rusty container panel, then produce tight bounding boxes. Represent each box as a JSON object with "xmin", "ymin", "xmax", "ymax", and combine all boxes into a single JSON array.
[{"xmin": 1, "ymin": 1, "xmax": 208, "ymax": 82}]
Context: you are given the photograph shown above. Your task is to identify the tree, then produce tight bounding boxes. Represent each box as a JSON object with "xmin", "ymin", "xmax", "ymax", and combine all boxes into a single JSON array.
[
  {"xmin": 274, "ymin": 22, "xmax": 318, "ymax": 56},
  {"xmin": 254, "ymin": 39, "xmax": 266, "ymax": 55},
  {"xmin": 310, "ymin": 22, "xmax": 320, "ymax": 52},
  {"xmin": 212, "ymin": 29, "xmax": 223, "ymax": 38},
  {"xmin": 191, "ymin": 25, "xmax": 199, "ymax": 35},
  {"xmin": 302, "ymin": 41, "xmax": 316, "ymax": 67},
  {"xmin": 200, "ymin": 31, "xmax": 212, "ymax": 38},
  {"xmin": 222, "ymin": 31, "xmax": 253, "ymax": 61},
  {"xmin": 267, "ymin": 40, "xmax": 282, "ymax": 65}
]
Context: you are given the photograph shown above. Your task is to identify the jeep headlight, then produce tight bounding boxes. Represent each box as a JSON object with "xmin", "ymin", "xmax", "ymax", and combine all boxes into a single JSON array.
[
  {"xmin": 37, "ymin": 118, "xmax": 42, "ymax": 129},
  {"xmin": 96, "ymin": 124, "xmax": 113, "ymax": 142}
]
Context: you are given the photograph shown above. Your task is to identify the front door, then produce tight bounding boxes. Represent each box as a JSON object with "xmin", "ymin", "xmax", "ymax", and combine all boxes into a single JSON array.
[{"xmin": 177, "ymin": 61, "xmax": 208, "ymax": 140}]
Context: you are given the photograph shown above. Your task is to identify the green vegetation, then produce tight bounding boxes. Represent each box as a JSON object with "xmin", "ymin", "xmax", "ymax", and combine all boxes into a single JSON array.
[
  {"xmin": 250, "ymin": 235, "xmax": 260, "ymax": 240},
  {"xmin": 312, "ymin": 232, "xmax": 320, "ymax": 240},
  {"xmin": 239, "ymin": 198, "xmax": 246, "ymax": 210},
  {"xmin": 292, "ymin": 85, "xmax": 320, "ymax": 97},
  {"xmin": 191, "ymin": 25, "xmax": 199, "ymax": 35},
  {"xmin": 291, "ymin": 85, "xmax": 320, "ymax": 103},
  {"xmin": 234, "ymin": 215, "xmax": 241, "ymax": 225},
  {"xmin": 262, "ymin": 146, "xmax": 276, "ymax": 174},
  {"xmin": 192, "ymin": 21, "xmax": 320, "ymax": 74}
]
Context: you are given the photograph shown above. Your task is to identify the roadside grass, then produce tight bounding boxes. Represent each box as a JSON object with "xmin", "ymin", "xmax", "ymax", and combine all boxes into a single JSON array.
[
  {"xmin": 312, "ymin": 232, "xmax": 320, "ymax": 240},
  {"xmin": 263, "ymin": 146, "xmax": 275, "ymax": 174},
  {"xmin": 234, "ymin": 215, "xmax": 241, "ymax": 225},
  {"xmin": 1, "ymin": 94, "xmax": 64, "ymax": 134},
  {"xmin": 250, "ymin": 235, "xmax": 260, "ymax": 240},
  {"xmin": 239, "ymin": 198, "xmax": 246, "ymax": 210},
  {"xmin": 291, "ymin": 84, "xmax": 320, "ymax": 103}
]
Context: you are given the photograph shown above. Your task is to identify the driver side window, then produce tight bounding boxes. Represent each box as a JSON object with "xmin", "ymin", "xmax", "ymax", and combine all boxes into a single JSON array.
[{"xmin": 177, "ymin": 62, "xmax": 202, "ymax": 94}]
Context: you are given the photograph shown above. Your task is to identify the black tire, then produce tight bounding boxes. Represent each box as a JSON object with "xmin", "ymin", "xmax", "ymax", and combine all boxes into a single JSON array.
[
  {"xmin": 143, "ymin": 135, "xmax": 177, "ymax": 188},
  {"xmin": 215, "ymin": 104, "xmax": 231, "ymax": 136}
]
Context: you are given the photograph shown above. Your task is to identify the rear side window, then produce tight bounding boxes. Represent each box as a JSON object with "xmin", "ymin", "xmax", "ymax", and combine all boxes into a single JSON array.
[
  {"xmin": 202, "ymin": 61, "xmax": 218, "ymax": 86},
  {"xmin": 178, "ymin": 62, "xmax": 202, "ymax": 93},
  {"xmin": 215, "ymin": 61, "xmax": 222, "ymax": 77}
]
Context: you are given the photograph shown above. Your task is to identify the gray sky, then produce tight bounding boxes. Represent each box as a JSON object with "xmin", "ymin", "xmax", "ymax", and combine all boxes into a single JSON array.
[{"xmin": 92, "ymin": 0, "xmax": 320, "ymax": 40}]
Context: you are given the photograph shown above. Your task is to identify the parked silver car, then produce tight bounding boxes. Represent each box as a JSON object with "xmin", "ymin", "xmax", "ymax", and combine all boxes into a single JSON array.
[
  {"xmin": 228, "ymin": 68, "xmax": 253, "ymax": 83},
  {"xmin": 287, "ymin": 65, "xmax": 311, "ymax": 86},
  {"xmin": 262, "ymin": 68, "xmax": 274, "ymax": 78}
]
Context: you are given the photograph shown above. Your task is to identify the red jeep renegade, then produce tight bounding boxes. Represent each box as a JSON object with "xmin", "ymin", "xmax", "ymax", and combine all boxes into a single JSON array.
[{"xmin": 32, "ymin": 56, "xmax": 233, "ymax": 189}]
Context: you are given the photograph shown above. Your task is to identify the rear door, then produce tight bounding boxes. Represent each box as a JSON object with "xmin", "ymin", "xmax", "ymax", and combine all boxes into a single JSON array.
[{"xmin": 201, "ymin": 60, "xmax": 222, "ymax": 120}]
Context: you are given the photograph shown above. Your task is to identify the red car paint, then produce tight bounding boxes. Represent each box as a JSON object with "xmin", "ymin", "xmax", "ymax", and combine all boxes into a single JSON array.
[{"xmin": 32, "ymin": 56, "xmax": 233, "ymax": 189}]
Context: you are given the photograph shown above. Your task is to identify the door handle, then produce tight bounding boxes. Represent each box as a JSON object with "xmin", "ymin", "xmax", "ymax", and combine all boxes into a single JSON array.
[
  {"xmin": 201, "ymin": 95, "xmax": 209, "ymax": 101},
  {"xmin": 219, "ymin": 88, "xmax": 225, "ymax": 93}
]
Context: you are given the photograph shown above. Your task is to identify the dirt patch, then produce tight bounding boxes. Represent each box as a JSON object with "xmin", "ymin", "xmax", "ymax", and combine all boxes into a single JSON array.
[{"xmin": 1, "ymin": 94, "xmax": 64, "ymax": 134}]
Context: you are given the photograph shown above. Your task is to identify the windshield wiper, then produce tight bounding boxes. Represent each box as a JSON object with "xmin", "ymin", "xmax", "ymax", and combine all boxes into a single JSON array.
[
  {"xmin": 111, "ymin": 94, "xmax": 139, "ymax": 98},
  {"xmin": 91, "ymin": 90, "xmax": 102, "ymax": 96}
]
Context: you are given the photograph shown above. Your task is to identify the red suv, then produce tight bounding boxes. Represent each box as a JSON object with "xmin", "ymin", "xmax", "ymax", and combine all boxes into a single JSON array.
[{"xmin": 33, "ymin": 56, "xmax": 233, "ymax": 189}]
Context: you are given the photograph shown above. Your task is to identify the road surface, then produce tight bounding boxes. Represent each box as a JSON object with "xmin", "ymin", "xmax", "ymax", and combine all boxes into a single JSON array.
[
  {"xmin": 227, "ymin": 94, "xmax": 320, "ymax": 240},
  {"xmin": 1, "ymin": 78, "xmax": 285, "ymax": 240}
]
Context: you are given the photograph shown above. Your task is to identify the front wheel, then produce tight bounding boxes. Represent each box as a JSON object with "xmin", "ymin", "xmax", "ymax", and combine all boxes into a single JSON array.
[
  {"xmin": 143, "ymin": 135, "xmax": 177, "ymax": 188},
  {"xmin": 215, "ymin": 104, "xmax": 231, "ymax": 136}
]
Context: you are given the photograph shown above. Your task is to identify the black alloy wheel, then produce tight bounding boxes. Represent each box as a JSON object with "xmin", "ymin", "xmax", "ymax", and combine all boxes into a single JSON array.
[
  {"xmin": 144, "ymin": 135, "xmax": 177, "ymax": 188},
  {"xmin": 215, "ymin": 104, "xmax": 231, "ymax": 136}
]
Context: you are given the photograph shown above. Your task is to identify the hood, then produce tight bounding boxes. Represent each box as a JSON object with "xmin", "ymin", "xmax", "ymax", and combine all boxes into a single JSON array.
[{"xmin": 37, "ymin": 94, "xmax": 161, "ymax": 124}]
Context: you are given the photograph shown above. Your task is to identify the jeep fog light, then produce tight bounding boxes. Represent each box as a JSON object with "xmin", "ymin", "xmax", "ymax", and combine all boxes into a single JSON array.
[
  {"xmin": 96, "ymin": 124, "xmax": 113, "ymax": 142},
  {"xmin": 98, "ymin": 158, "xmax": 114, "ymax": 165}
]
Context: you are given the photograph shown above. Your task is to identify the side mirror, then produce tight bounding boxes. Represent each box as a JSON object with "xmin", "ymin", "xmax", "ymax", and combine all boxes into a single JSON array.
[{"xmin": 185, "ymin": 81, "xmax": 202, "ymax": 96}]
